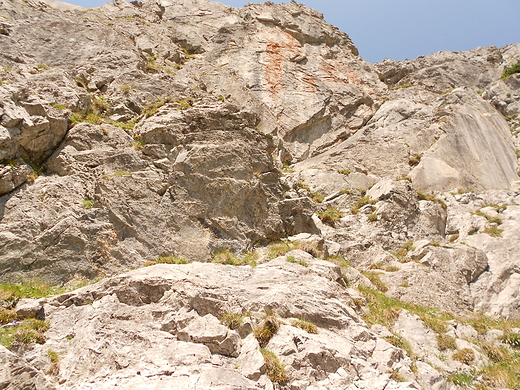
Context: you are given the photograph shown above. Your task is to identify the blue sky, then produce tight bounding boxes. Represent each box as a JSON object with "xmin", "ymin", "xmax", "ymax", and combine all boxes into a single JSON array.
[{"xmin": 66, "ymin": 0, "xmax": 520, "ymax": 63}]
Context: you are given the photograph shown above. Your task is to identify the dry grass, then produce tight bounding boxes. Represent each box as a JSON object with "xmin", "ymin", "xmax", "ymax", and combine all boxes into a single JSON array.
[
  {"xmin": 260, "ymin": 349, "xmax": 288, "ymax": 384},
  {"xmin": 291, "ymin": 319, "xmax": 318, "ymax": 334},
  {"xmin": 254, "ymin": 314, "xmax": 280, "ymax": 347}
]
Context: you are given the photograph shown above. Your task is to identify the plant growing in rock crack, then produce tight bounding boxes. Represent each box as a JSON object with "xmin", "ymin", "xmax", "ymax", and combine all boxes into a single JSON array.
[
  {"xmin": 367, "ymin": 212, "xmax": 378, "ymax": 222},
  {"xmin": 417, "ymin": 190, "xmax": 447, "ymax": 209},
  {"xmin": 267, "ymin": 241, "xmax": 299, "ymax": 259},
  {"xmin": 48, "ymin": 349, "xmax": 60, "ymax": 375},
  {"xmin": 483, "ymin": 226, "xmax": 503, "ymax": 237},
  {"xmin": 350, "ymin": 196, "xmax": 376, "ymax": 214},
  {"xmin": 144, "ymin": 256, "xmax": 190, "ymax": 267},
  {"xmin": 133, "ymin": 135, "xmax": 144, "ymax": 151},
  {"xmin": 176, "ymin": 98, "xmax": 194, "ymax": 110},
  {"xmin": 298, "ymin": 242, "xmax": 321, "ymax": 258},
  {"xmin": 501, "ymin": 60, "xmax": 520, "ymax": 80},
  {"xmin": 260, "ymin": 348, "xmax": 288, "ymax": 384},
  {"xmin": 219, "ymin": 312, "xmax": 243, "ymax": 330},
  {"xmin": 291, "ymin": 319, "xmax": 318, "ymax": 334},
  {"xmin": 392, "ymin": 241, "xmax": 415, "ymax": 261},
  {"xmin": 212, "ymin": 249, "xmax": 257, "ymax": 267},
  {"xmin": 297, "ymin": 182, "xmax": 324, "ymax": 203},
  {"xmin": 408, "ymin": 153, "xmax": 423, "ymax": 167},
  {"xmin": 286, "ymin": 255, "xmax": 308, "ymax": 267},
  {"xmin": 317, "ymin": 208, "xmax": 344, "ymax": 227},
  {"xmin": 475, "ymin": 209, "xmax": 503, "ymax": 225},
  {"xmin": 361, "ymin": 271, "xmax": 388, "ymax": 292},
  {"xmin": 253, "ymin": 312, "xmax": 280, "ymax": 347}
]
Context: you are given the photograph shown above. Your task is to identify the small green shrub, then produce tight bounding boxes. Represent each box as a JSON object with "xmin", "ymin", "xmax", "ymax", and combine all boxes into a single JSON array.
[
  {"xmin": 452, "ymin": 348, "xmax": 475, "ymax": 365},
  {"xmin": 291, "ymin": 319, "xmax": 318, "ymax": 334},
  {"xmin": 82, "ymin": 199, "xmax": 94, "ymax": 209},
  {"xmin": 317, "ymin": 208, "xmax": 344, "ymax": 226},
  {"xmin": 219, "ymin": 312, "xmax": 243, "ymax": 330},
  {"xmin": 502, "ymin": 60, "xmax": 520, "ymax": 80},
  {"xmin": 260, "ymin": 349, "xmax": 288, "ymax": 384}
]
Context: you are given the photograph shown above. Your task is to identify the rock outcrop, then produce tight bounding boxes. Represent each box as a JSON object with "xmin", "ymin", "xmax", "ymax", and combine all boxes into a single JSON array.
[{"xmin": 1, "ymin": 0, "xmax": 520, "ymax": 389}]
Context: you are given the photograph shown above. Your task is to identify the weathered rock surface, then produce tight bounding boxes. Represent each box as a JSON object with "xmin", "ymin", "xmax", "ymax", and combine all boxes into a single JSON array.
[{"xmin": 1, "ymin": 0, "xmax": 520, "ymax": 388}]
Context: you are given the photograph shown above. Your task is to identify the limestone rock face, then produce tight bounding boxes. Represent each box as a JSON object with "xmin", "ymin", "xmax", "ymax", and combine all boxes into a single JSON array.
[
  {"xmin": 13, "ymin": 261, "xmax": 442, "ymax": 389},
  {"xmin": 1, "ymin": 0, "xmax": 520, "ymax": 388}
]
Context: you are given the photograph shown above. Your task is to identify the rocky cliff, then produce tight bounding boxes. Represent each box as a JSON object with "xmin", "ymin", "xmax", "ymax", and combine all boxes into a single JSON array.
[{"xmin": 1, "ymin": 0, "xmax": 520, "ymax": 389}]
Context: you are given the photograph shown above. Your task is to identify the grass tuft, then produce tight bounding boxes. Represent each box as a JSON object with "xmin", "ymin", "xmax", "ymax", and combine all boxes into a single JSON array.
[
  {"xmin": 254, "ymin": 313, "xmax": 280, "ymax": 347},
  {"xmin": 219, "ymin": 312, "xmax": 243, "ymax": 330},
  {"xmin": 317, "ymin": 208, "xmax": 344, "ymax": 226},
  {"xmin": 260, "ymin": 348, "xmax": 288, "ymax": 384},
  {"xmin": 291, "ymin": 319, "xmax": 318, "ymax": 334},
  {"xmin": 144, "ymin": 256, "xmax": 190, "ymax": 267}
]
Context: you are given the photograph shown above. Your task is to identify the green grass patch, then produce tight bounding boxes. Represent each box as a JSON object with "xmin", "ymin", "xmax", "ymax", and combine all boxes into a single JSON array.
[
  {"xmin": 267, "ymin": 241, "xmax": 299, "ymax": 259},
  {"xmin": 0, "ymin": 319, "xmax": 50, "ymax": 350},
  {"xmin": 361, "ymin": 271, "xmax": 388, "ymax": 292},
  {"xmin": 447, "ymin": 372, "xmax": 473, "ymax": 387},
  {"xmin": 0, "ymin": 280, "xmax": 65, "ymax": 303},
  {"xmin": 359, "ymin": 286, "xmax": 454, "ymax": 331},
  {"xmin": 502, "ymin": 60, "xmax": 520, "ymax": 80}
]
